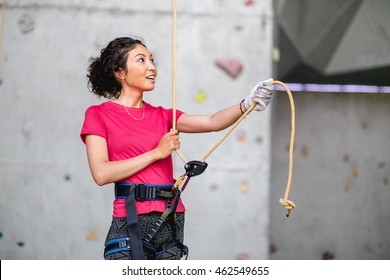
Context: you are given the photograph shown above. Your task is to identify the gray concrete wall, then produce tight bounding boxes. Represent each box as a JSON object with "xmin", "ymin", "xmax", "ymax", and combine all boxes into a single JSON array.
[
  {"xmin": 0, "ymin": 0, "xmax": 273, "ymax": 259},
  {"xmin": 270, "ymin": 91, "xmax": 390, "ymax": 259}
]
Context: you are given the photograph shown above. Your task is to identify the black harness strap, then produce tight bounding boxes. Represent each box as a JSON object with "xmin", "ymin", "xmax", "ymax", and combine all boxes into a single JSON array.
[
  {"xmin": 125, "ymin": 184, "xmax": 145, "ymax": 260},
  {"xmin": 144, "ymin": 188, "xmax": 181, "ymax": 244}
]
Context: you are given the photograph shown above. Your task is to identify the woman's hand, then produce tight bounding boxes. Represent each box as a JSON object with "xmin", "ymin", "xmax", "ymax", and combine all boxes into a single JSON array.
[
  {"xmin": 155, "ymin": 129, "xmax": 180, "ymax": 160},
  {"xmin": 244, "ymin": 78, "xmax": 275, "ymax": 111}
]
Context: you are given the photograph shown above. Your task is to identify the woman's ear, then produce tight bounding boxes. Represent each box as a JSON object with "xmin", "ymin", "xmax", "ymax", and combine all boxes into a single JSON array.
[{"xmin": 114, "ymin": 68, "xmax": 125, "ymax": 83}]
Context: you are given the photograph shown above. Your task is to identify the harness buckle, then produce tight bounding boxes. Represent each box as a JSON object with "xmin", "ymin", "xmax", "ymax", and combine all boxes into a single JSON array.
[
  {"xmin": 133, "ymin": 184, "xmax": 168, "ymax": 201},
  {"xmin": 134, "ymin": 184, "xmax": 147, "ymax": 201}
]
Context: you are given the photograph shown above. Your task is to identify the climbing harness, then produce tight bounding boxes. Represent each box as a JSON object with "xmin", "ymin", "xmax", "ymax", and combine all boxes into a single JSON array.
[
  {"xmin": 171, "ymin": 0, "xmax": 296, "ymax": 217},
  {"xmin": 104, "ymin": 161, "xmax": 209, "ymax": 260},
  {"xmin": 104, "ymin": 182, "xmax": 189, "ymax": 260}
]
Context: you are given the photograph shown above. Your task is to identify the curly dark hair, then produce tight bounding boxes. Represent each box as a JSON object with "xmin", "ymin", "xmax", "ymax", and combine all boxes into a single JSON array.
[{"xmin": 87, "ymin": 37, "xmax": 146, "ymax": 99}]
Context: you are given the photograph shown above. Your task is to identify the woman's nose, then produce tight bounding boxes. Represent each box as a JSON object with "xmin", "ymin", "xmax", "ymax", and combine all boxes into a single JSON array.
[{"xmin": 148, "ymin": 61, "xmax": 156, "ymax": 71}]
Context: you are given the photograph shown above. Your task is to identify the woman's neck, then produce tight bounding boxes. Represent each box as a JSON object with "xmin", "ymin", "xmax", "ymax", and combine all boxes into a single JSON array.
[{"xmin": 116, "ymin": 92, "xmax": 144, "ymax": 108}]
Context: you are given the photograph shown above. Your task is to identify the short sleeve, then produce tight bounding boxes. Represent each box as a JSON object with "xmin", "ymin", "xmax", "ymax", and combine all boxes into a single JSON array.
[
  {"xmin": 80, "ymin": 106, "xmax": 107, "ymax": 144},
  {"xmin": 166, "ymin": 108, "xmax": 185, "ymax": 129}
]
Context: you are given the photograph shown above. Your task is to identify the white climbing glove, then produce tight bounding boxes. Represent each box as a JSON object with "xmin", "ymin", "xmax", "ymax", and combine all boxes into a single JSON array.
[{"xmin": 244, "ymin": 78, "xmax": 275, "ymax": 111}]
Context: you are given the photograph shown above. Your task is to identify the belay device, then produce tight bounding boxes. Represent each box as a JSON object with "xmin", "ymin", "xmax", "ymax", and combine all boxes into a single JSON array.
[{"xmin": 185, "ymin": 160, "xmax": 208, "ymax": 177}]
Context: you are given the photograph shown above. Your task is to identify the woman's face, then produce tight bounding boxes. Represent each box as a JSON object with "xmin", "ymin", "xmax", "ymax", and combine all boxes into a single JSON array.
[{"xmin": 123, "ymin": 44, "xmax": 157, "ymax": 92}]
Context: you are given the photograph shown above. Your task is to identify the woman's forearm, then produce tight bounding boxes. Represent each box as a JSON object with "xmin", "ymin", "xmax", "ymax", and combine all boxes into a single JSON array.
[{"xmin": 177, "ymin": 101, "xmax": 247, "ymax": 133}]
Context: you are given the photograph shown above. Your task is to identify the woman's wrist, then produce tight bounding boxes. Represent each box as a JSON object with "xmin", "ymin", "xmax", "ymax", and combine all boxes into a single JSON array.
[{"xmin": 239, "ymin": 99, "xmax": 246, "ymax": 114}]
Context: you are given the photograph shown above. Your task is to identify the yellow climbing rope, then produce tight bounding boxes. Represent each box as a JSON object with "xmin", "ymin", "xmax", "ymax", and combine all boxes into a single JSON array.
[
  {"xmin": 272, "ymin": 81, "xmax": 296, "ymax": 217},
  {"xmin": 171, "ymin": 0, "xmax": 296, "ymax": 217},
  {"xmin": 171, "ymin": 0, "xmax": 187, "ymax": 164},
  {"xmin": 201, "ymin": 81, "xmax": 296, "ymax": 217}
]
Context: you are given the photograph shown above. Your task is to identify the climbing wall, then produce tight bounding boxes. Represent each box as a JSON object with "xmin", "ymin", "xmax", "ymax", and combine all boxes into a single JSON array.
[{"xmin": 0, "ymin": 0, "xmax": 273, "ymax": 259}]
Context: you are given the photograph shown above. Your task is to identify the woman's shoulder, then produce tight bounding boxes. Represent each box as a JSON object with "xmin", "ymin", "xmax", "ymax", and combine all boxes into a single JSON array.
[
  {"xmin": 85, "ymin": 100, "xmax": 116, "ymax": 113},
  {"xmin": 144, "ymin": 102, "xmax": 171, "ymax": 112}
]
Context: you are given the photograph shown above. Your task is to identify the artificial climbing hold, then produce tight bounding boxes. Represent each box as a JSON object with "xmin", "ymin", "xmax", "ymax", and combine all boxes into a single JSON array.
[
  {"xmin": 194, "ymin": 90, "xmax": 208, "ymax": 103},
  {"xmin": 215, "ymin": 59, "xmax": 243, "ymax": 79}
]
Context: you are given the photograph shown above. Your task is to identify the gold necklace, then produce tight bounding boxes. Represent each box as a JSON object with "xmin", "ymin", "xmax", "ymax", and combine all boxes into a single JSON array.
[{"xmin": 116, "ymin": 99, "xmax": 145, "ymax": 121}]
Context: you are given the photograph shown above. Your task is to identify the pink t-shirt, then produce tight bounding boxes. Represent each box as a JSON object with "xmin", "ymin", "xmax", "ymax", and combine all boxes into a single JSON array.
[{"xmin": 80, "ymin": 101, "xmax": 186, "ymax": 217}]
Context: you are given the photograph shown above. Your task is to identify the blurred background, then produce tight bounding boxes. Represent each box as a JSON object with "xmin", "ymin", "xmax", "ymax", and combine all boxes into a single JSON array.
[{"xmin": 0, "ymin": 0, "xmax": 389, "ymax": 260}]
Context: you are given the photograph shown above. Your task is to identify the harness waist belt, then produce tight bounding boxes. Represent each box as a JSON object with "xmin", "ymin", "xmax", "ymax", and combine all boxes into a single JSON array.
[{"xmin": 115, "ymin": 183, "xmax": 175, "ymax": 201}]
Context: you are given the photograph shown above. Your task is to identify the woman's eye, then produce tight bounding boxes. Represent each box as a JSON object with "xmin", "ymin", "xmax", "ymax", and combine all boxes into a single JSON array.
[{"xmin": 138, "ymin": 58, "xmax": 145, "ymax": 62}]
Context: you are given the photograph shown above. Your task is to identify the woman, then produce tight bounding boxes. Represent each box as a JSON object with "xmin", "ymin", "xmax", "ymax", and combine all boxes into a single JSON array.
[{"xmin": 80, "ymin": 37, "xmax": 274, "ymax": 260}]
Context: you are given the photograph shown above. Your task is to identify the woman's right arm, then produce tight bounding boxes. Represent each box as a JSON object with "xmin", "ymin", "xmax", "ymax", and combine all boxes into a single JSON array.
[{"xmin": 85, "ymin": 130, "xmax": 180, "ymax": 186}]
